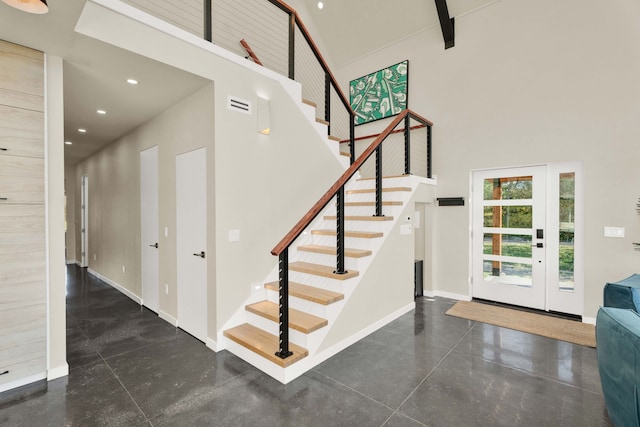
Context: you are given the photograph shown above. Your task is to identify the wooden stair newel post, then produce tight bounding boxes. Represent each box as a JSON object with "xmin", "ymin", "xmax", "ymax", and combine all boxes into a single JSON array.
[{"xmin": 276, "ymin": 249, "xmax": 293, "ymax": 359}]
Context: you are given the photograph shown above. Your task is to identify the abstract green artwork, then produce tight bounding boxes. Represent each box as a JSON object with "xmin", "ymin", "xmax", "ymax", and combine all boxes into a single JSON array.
[{"xmin": 349, "ymin": 60, "xmax": 409, "ymax": 125}]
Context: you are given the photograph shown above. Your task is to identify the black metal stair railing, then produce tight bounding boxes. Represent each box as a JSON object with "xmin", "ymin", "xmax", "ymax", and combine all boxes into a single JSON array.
[{"xmin": 271, "ymin": 109, "xmax": 433, "ymax": 359}]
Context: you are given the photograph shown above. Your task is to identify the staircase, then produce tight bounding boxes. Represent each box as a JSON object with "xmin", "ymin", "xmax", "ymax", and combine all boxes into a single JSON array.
[{"xmin": 223, "ymin": 124, "xmax": 419, "ymax": 380}]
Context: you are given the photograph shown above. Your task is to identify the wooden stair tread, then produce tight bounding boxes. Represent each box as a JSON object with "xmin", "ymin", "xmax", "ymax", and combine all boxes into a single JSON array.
[
  {"xmin": 346, "ymin": 187, "xmax": 411, "ymax": 194},
  {"xmin": 265, "ymin": 281, "xmax": 344, "ymax": 305},
  {"xmin": 316, "ymin": 117, "xmax": 330, "ymax": 126},
  {"xmin": 224, "ymin": 323, "xmax": 307, "ymax": 367},
  {"xmin": 289, "ymin": 261, "xmax": 359, "ymax": 280},
  {"xmin": 340, "ymin": 151, "xmax": 350, "ymax": 157},
  {"xmin": 302, "ymin": 99, "xmax": 317, "ymax": 108},
  {"xmin": 246, "ymin": 301, "xmax": 327, "ymax": 333},
  {"xmin": 312, "ymin": 229, "xmax": 383, "ymax": 238},
  {"xmin": 344, "ymin": 201, "xmax": 403, "ymax": 207},
  {"xmin": 324, "ymin": 215, "xmax": 394, "ymax": 221},
  {"xmin": 298, "ymin": 244, "xmax": 372, "ymax": 258},
  {"xmin": 328, "ymin": 135, "xmax": 341, "ymax": 142}
]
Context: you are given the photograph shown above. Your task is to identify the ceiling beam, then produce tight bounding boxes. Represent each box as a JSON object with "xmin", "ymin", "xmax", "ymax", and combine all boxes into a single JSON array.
[{"xmin": 434, "ymin": 0, "xmax": 455, "ymax": 49}]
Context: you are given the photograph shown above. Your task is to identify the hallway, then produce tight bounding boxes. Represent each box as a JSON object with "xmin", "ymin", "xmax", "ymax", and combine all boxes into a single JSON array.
[{"xmin": 0, "ymin": 265, "xmax": 612, "ymax": 426}]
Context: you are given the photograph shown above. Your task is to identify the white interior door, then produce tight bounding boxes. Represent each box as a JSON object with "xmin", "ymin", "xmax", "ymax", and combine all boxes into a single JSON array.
[
  {"xmin": 472, "ymin": 166, "xmax": 547, "ymax": 309},
  {"xmin": 176, "ymin": 148, "xmax": 207, "ymax": 342},
  {"xmin": 141, "ymin": 146, "xmax": 160, "ymax": 313},
  {"xmin": 80, "ymin": 175, "xmax": 88, "ymax": 267}
]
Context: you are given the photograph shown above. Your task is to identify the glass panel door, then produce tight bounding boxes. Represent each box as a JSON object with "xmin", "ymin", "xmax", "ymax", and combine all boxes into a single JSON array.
[{"xmin": 472, "ymin": 166, "xmax": 546, "ymax": 309}]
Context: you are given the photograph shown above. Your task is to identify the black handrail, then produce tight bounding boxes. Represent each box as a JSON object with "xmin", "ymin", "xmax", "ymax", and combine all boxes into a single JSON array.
[{"xmin": 271, "ymin": 109, "xmax": 433, "ymax": 359}]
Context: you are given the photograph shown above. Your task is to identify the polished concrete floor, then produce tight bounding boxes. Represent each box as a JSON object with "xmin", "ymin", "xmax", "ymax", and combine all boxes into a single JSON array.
[{"xmin": 0, "ymin": 265, "xmax": 612, "ymax": 426}]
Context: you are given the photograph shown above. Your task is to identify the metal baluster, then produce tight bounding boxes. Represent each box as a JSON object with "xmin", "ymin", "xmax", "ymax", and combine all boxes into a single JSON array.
[
  {"xmin": 204, "ymin": 0, "xmax": 212, "ymax": 42},
  {"xmin": 375, "ymin": 145, "xmax": 383, "ymax": 217},
  {"xmin": 427, "ymin": 124, "xmax": 432, "ymax": 179},
  {"xmin": 404, "ymin": 114, "xmax": 411, "ymax": 175},
  {"xmin": 288, "ymin": 15, "xmax": 295, "ymax": 80},
  {"xmin": 334, "ymin": 186, "xmax": 347, "ymax": 274},
  {"xmin": 275, "ymin": 249, "xmax": 293, "ymax": 359},
  {"xmin": 325, "ymin": 74, "xmax": 331, "ymax": 136},
  {"xmin": 349, "ymin": 116, "xmax": 355, "ymax": 165}
]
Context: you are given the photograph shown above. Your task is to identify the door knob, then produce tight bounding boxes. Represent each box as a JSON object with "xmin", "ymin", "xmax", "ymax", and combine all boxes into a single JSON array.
[
  {"xmin": 149, "ymin": 243, "xmax": 158, "ymax": 248},
  {"xmin": 531, "ymin": 243, "xmax": 544, "ymax": 248},
  {"xmin": 193, "ymin": 251, "xmax": 205, "ymax": 258}
]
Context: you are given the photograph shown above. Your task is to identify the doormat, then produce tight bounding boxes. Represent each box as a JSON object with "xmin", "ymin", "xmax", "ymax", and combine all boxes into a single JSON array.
[{"xmin": 446, "ymin": 301, "xmax": 596, "ymax": 347}]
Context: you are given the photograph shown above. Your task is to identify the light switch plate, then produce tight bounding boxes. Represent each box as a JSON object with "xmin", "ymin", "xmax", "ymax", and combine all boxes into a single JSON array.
[
  {"xmin": 604, "ymin": 226, "xmax": 625, "ymax": 238},
  {"xmin": 229, "ymin": 229, "xmax": 240, "ymax": 242},
  {"xmin": 400, "ymin": 224, "xmax": 412, "ymax": 235}
]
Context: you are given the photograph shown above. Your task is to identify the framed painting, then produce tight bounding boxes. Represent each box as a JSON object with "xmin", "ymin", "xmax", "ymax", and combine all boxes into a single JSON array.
[{"xmin": 349, "ymin": 60, "xmax": 409, "ymax": 126}]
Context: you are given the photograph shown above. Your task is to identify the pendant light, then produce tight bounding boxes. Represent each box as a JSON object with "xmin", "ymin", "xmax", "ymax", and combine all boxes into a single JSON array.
[{"xmin": 1, "ymin": 0, "xmax": 48, "ymax": 14}]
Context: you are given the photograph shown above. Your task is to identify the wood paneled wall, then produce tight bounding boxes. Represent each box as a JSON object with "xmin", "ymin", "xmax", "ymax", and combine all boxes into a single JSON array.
[{"xmin": 0, "ymin": 39, "xmax": 46, "ymax": 392}]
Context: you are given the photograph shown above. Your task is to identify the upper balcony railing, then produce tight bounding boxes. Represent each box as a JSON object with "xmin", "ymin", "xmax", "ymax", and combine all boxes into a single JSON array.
[{"xmin": 120, "ymin": 0, "xmax": 356, "ymax": 154}]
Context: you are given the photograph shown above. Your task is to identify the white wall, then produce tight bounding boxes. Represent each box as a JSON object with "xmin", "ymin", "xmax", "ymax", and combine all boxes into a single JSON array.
[{"xmin": 335, "ymin": 0, "xmax": 640, "ymax": 318}]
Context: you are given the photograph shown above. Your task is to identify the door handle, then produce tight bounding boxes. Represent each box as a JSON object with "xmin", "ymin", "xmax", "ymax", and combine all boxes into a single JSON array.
[
  {"xmin": 149, "ymin": 243, "xmax": 158, "ymax": 248},
  {"xmin": 531, "ymin": 243, "xmax": 544, "ymax": 248},
  {"xmin": 193, "ymin": 251, "xmax": 205, "ymax": 258}
]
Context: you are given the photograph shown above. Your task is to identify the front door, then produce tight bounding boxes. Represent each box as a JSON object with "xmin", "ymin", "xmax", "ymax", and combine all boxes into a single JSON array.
[{"xmin": 472, "ymin": 166, "xmax": 547, "ymax": 309}]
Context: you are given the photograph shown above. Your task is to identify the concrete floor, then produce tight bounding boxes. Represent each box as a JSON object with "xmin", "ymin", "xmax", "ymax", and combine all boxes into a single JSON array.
[{"xmin": 0, "ymin": 265, "xmax": 613, "ymax": 426}]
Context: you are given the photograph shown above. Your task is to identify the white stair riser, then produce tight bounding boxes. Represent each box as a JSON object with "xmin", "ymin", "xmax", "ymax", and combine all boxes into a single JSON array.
[
  {"xmin": 320, "ymin": 220, "xmax": 393, "ymax": 232},
  {"xmin": 344, "ymin": 192, "xmax": 410, "ymax": 203},
  {"xmin": 308, "ymin": 234, "xmax": 375, "ymax": 250},
  {"xmin": 287, "ymin": 271, "xmax": 355, "ymax": 294},
  {"xmin": 265, "ymin": 290, "xmax": 343, "ymax": 320},
  {"xmin": 350, "ymin": 177, "xmax": 410, "ymax": 190},
  {"xmin": 291, "ymin": 251, "xmax": 362, "ymax": 271}
]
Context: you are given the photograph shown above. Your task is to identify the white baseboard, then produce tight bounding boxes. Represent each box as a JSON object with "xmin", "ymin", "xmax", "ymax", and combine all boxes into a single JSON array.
[
  {"xmin": 48, "ymin": 363, "xmax": 69, "ymax": 381},
  {"xmin": 423, "ymin": 290, "xmax": 472, "ymax": 301},
  {"xmin": 582, "ymin": 316, "xmax": 596, "ymax": 325},
  {"xmin": 158, "ymin": 310, "xmax": 178, "ymax": 327},
  {"xmin": 206, "ymin": 337, "xmax": 221, "ymax": 352},
  {"xmin": 0, "ymin": 372, "xmax": 47, "ymax": 393},
  {"xmin": 87, "ymin": 268, "xmax": 142, "ymax": 305},
  {"xmin": 66, "ymin": 259, "xmax": 77, "ymax": 265}
]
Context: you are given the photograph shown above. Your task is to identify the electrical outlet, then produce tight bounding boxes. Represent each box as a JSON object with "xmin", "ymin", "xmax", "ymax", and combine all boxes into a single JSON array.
[
  {"xmin": 604, "ymin": 226, "xmax": 625, "ymax": 238},
  {"xmin": 122, "ymin": 265, "xmax": 126, "ymax": 274},
  {"xmin": 164, "ymin": 227, "xmax": 168, "ymax": 238},
  {"xmin": 93, "ymin": 254, "xmax": 96, "ymax": 261},
  {"xmin": 165, "ymin": 284, "xmax": 169, "ymax": 295}
]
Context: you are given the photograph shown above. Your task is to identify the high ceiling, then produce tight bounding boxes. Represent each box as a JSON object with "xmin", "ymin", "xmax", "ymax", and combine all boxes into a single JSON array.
[
  {"xmin": 0, "ymin": 0, "xmax": 499, "ymax": 165},
  {"xmin": 301, "ymin": 0, "xmax": 499, "ymax": 67},
  {"xmin": 0, "ymin": 0, "xmax": 208, "ymax": 165}
]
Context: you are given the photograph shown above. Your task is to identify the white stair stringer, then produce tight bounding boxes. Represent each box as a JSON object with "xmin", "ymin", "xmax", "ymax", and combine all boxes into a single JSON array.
[{"xmin": 220, "ymin": 175, "xmax": 434, "ymax": 384}]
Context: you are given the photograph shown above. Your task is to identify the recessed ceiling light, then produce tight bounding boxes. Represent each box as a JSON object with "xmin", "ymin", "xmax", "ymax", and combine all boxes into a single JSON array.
[
  {"xmin": 78, "ymin": 128, "xmax": 87, "ymax": 133},
  {"xmin": 126, "ymin": 78, "xmax": 139, "ymax": 85},
  {"xmin": 97, "ymin": 109, "xmax": 106, "ymax": 115},
  {"xmin": 317, "ymin": 2, "xmax": 324, "ymax": 9},
  {"xmin": 64, "ymin": 141, "xmax": 72, "ymax": 145}
]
